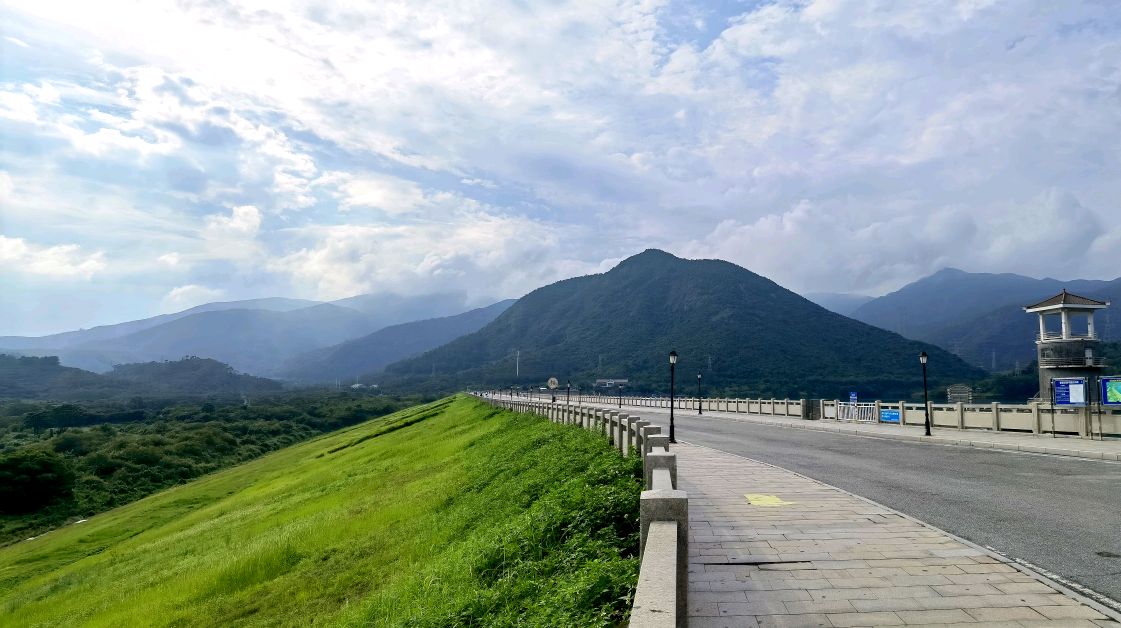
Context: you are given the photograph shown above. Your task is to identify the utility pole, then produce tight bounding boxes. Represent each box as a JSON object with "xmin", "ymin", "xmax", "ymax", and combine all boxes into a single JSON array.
[{"xmin": 516, "ymin": 350, "xmax": 520, "ymax": 377}]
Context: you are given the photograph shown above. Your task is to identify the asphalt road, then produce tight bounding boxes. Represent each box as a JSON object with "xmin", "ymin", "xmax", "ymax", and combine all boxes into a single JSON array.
[{"xmin": 594, "ymin": 403, "xmax": 1121, "ymax": 606}]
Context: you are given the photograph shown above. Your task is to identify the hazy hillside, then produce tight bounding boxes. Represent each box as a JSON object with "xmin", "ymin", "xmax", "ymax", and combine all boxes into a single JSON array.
[
  {"xmin": 0, "ymin": 293, "xmax": 488, "ymax": 375},
  {"xmin": 0, "ymin": 355, "xmax": 121, "ymax": 399},
  {"xmin": 926, "ymin": 279, "xmax": 1121, "ymax": 370},
  {"xmin": 0, "ymin": 297, "xmax": 321, "ymax": 352},
  {"xmin": 804, "ymin": 292, "xmax": 875, "ymax": 316},
  {"xmin": 107, "ymin": 357, "xmax": 282, "ymax": 394},
  {"xmin": 384, "ymin": 250, "xmax": 984, "ymax": 398},
  {"xmin": 74, "ymin": 304, "xmax": 374, "ymax": 375},
  {"xmin": 279, "ymin": 300, "xmax": 515, "ymax": 382},
  {"xmin": 0, "ymin": 355, "xmax": 281, "ymax": 400},
  {"xmin": 850, "ymin": 268, "xmax": 1116, "ymax": 339},
  {"xmin": 330, "ymin": 291, "xmax": 473, "ymax": 320},
  {"xmin": 850, "ymin": 269, "xmax": 1120, "ymax": 370}
]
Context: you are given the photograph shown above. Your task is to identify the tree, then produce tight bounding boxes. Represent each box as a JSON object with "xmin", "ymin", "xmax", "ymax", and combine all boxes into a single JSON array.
[{"xmin": 0, "ymin": 449, "xmax": 76, "ymax": 513}]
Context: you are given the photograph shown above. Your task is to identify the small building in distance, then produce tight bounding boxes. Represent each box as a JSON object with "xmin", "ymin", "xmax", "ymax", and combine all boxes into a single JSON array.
[
  {"xmin": 594, "ymin": 378, "xmax": 629, "ymax": 389},
  {"xmin": 1023, "ymin": 289, "xmax": 1110, "ymax": 400}
]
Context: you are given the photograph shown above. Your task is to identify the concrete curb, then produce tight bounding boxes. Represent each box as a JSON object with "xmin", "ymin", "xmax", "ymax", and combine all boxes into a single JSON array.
[
  {"xmin": 680, "ymin": 440, "xmax": 1121, "ymax": 623},
  {"xmin": 719, "ymin": 413, "xmax": 1121, "ymax": 462}
]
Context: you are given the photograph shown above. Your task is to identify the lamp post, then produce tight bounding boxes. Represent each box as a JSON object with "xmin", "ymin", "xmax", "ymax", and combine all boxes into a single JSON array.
[
  {"xmin": 669, "ymin": 350, "xmax": 678, "ymax": 443},
  {"xmin": 618, "ymin": 384, "xmax": 623, "ymax": 408},
  {"xmin": 919, "ymin": 351, "xmax": 931, "ymax": 437},
  {"xmin": 566, "ymin": 380, "xmax": 571, "ymax": 405},
  {"xmin": 697, "ymin": 372, "xmax": 703, "ymax": 415}
]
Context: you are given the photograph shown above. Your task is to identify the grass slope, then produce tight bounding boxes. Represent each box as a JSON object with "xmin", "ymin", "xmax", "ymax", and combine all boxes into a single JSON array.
[{"xmin": 0, "ymin": 396, "xmax": 641, "ymax": 626}]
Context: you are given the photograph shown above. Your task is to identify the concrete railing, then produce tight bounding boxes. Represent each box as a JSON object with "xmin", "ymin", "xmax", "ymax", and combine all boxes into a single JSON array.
[
  {"xmin": 471, "ymin": 393, "xmax": 688, "ymax": 627},
  {"xmin": 531, "ymin": 392, "xmax": 1120, "ymax": 438}
]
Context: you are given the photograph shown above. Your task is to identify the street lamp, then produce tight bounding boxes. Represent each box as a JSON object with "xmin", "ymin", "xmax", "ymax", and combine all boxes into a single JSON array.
[
  {"xmin": 566, "ymin": 380, "xmax": 571, "ymax": 405},
  {"xmin": 697, "ymin": 372, "xmax": 703, "ymax": 415},
  {"xmin": 919, "ymin": 351, "xmax": 931, "ymax": 437},
  {"xmin": 618, "ymin": 384, "xmax": 623, "ymax": 407},
  {"xmin": 669, "ymin": 350, "xmax": 678, "ymax": 443}
]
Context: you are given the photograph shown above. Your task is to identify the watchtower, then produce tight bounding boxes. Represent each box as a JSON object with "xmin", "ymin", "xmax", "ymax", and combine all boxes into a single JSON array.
[{"xmin": 1023, "ymin": 290, "xmax": 1110, "ymax": 399}]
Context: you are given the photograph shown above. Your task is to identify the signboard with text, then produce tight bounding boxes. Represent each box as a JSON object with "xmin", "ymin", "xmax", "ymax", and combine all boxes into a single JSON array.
[
  {"xmin": 879, "ymin": 409, "xmax": 901, "ymax": 423},
  {"xmin": 849, "ymin": 392, "xmax": 858, "ymax": 404},
  {"xmin": 1053, "ymin": 377, "xmax": 1087, "ymax": 406},
  {"xmin": 1102, "ymin": 376, "xmax": 1121, "ymax": 406}
]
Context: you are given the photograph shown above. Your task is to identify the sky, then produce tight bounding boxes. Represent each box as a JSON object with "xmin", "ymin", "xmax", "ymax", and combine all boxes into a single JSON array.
[{"xmin": 1, "ymin": 0, "xmax": 1120, "ymax": 336}]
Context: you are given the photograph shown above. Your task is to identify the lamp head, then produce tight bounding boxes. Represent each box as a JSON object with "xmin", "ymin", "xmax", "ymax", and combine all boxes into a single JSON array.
[
  {"xmin": 697, "ymin": 372, "xmax": 702, "ymax": 380},
  {"xmin": 919, "ymin": 351, "xmax": 928, "ymax": 365},
  {"xmin": 668, "ymin": 350, "xmax": 678, "ymax": 365}
]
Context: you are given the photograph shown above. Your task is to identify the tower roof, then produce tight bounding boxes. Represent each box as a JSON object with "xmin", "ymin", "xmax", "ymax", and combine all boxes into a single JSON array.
[{"xmin": 1024, "ymin": 289, "xmax": 1109, "ymax": 311}]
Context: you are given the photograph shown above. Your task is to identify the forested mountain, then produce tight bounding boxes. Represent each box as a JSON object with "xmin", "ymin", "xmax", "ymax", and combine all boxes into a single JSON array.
[
  {"xmin": 383, "ymin": 250, "xmax": 984, "ymax": 398},
  {"xmin": 280, "ymin": 300, "xmax": 515, "ymax": 383},
  {"xmin": 849, "ymin": 269, "xmax": 1121, "ymax": 370},
  {"xmin": 0, "ymin": 355, "xmax": 281, "ymax": 400}
]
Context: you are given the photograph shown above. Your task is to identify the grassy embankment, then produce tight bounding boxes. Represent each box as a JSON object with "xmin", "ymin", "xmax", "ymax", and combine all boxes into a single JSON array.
[{"xmin": 0, "ymin": 395, "xmax": 642, "ymax": 626}]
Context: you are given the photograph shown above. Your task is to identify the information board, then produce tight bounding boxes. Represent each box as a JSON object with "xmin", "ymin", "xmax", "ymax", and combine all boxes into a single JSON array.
[
  {"xmin": 879, "ymin": 409, "xmax": 901, "ymax": 423},
  {"xmin": 849, "ymin": 391, "xmax": 858, "ymax": 404},
  {"xmin": 1101, "ymin": 376, "xmax": 1121, "ymax": 406},
  {"xmin": 1053, "ymin": 377, "xmax": 1087, "ymax": 406}
]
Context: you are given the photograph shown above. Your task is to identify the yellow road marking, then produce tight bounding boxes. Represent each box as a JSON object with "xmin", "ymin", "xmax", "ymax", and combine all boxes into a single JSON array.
[{"xmin": 745, "ymin": 494, "xmax": 795, "ymax": 507}]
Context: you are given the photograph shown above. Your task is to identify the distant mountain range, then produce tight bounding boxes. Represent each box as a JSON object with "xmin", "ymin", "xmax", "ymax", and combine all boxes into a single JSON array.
[
  {"xmin": 845, "ymin": 269, "xmax": 1121, "ymax": 371},
  {"xmin": 278, "ymin": 300, "xmax": 515, "ymax": 383},
  {"xmin": 0, "ymin": 293, "xmax": 481, "ymax": 375},
  {"xmin": 382, "ymin": 250, "xmax": 984, "ymax": 398}
]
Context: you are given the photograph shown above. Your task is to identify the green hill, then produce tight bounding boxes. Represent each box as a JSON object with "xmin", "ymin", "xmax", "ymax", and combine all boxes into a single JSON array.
[
  {"xmin": 107, "ymin": 356, "xmax": 282, "ymax": 394},
  {"xmin": 0, "ymin": 396, "xmax": 641, "ymax": 626},
  {"xmin": 384, "ymin": 250, "xmax": 985, "ymax": 398}
]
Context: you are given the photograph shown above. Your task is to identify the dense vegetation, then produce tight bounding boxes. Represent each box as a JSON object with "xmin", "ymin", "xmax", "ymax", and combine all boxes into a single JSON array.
[
  {"xmin": 0, "ymin": 392, "xmax": 424, "ymax": 545},
  {"xmin": 0, "ymin": 354, "xmax": 282, "ymax": 400},
  {"xmin": 0, "ymin": 396, "xmax": 642, "ymax": 626},
  {"xmin": 385, "ymin": 249, "xmax": 986, "ymax": 399}
]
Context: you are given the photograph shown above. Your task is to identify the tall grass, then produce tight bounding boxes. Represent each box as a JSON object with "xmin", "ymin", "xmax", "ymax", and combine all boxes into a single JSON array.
[{"xmin": 0, "ymin": 395, "xmax": 641, "ymax": 626}]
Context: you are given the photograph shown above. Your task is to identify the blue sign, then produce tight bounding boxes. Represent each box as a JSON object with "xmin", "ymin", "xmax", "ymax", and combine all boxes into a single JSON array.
[
  {"xmin": 1102, "ymin": 376, "xmax": 1121, "ymax": 406},
  {"xmin": 1053, "ymin": 377, "xmax": 1087, "ymax": 406},
  {"xmin": 849, "ymin": 391, "xmax": 858, "ymax": 403},
  {"xmin": 880, "ymin": 409, "xmax": 901, "ymax": 423}
]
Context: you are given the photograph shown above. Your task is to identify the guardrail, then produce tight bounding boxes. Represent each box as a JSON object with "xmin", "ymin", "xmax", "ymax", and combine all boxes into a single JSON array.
[
  {"xmin": 516, "ymin": 392, "xmax": 1120, "ymax": 438},
  {"xmin": 471, "ymin": 393, "xmax": 688, "ymax": 627}
]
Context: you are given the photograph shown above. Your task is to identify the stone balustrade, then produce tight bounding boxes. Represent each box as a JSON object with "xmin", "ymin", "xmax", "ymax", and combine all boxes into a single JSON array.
[
  {"xmin": 537, "ymin": 392, "xmax": 1121, "ymax": 438},
  {"xmin": 470, "ymin": 393, "xmax": 688, "ymax": 627}
]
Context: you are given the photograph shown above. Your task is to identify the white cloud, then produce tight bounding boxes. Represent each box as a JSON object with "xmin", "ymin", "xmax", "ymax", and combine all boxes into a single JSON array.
[
  {"xmin": 4, "ymin": 36, "xmax": 30, "ymax": 48},
  {"xmin": 0, "ymin": 235, "xmax": 106, "ymax": 279},
  {"xmin": 327, "ymin": 172, "xmax": 427, "ymax": 215},
  {"xmin": 157, "ymin": 252, "xmax": 182, "ymax": 267},
  {"xmin": 269, "ymin": 211, "xmax": 598, "ymax": 301},
  {"xmin": 2, "ymin": 0, "xmax": 1121, "ymax": 334},
  {"xmin": 160, "ymin": 284, "xmax": 225, "ymax": 312},
  {"xmin": 204, "ymin": 205, "xmax": 261, "ymax": 237}
]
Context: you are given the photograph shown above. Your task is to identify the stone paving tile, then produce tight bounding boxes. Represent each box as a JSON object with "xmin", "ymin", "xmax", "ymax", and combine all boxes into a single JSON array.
[
  {"xmin": 673, "ymin": 443, "xmax": 1118, "ymax": 628},
  {"xmin": 826, "ymin": 611, "xmax": 905, "ymax": 626}
]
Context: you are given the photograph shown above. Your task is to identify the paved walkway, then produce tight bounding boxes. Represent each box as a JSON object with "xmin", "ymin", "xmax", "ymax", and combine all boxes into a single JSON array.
[
  {"xmin": 675, "ymin": 443, "xmax": 1121, "ymax": 627},
  {"xmin": 610, "ymin": 403, "xmax": 1121, "ymax": 462}
]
